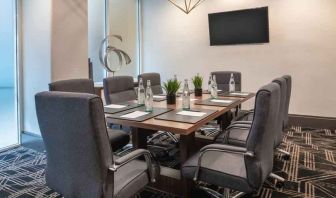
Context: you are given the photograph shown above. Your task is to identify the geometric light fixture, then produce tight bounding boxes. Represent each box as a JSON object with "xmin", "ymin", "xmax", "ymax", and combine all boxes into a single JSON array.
[{"xmin": 168, "ymin": 0, "xmax": 206, "ymax": 14}]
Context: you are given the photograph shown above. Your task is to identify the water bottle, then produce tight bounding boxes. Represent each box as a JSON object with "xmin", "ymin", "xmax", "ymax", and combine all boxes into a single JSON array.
[
  {"xmin": 182, "ymin": 79, "xmax": 190, "ymax": 110},
  {"xmin": 229, "ymin": 73, "xmax": 235, "ymax": 92},
  {"xmin": 208, "ymin": 75, "xmax": 212, "ymax": 92},
  {"xmin": 211, "ymin": 75, "xmax": 218, "ymax": 98},
  {"xmin": 137, "ymin": 78, "xmax": 145, "ymax": 105},
  {"xmin": 145, "ymin": 80, "xmax": 153, "ymax": 112},
  {"xmin": 174, "ymin": 74, "xmax": 177, "ymax": 81}
]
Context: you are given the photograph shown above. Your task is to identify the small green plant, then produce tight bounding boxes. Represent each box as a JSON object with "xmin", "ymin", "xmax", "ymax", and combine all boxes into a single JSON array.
[
  {"xmin": 192, "ymin": 74, "xmax": 203, "ymax": 89},
  {"xmin": 163, "ymin": 78, "xmax": 181, "ymax": 95}
]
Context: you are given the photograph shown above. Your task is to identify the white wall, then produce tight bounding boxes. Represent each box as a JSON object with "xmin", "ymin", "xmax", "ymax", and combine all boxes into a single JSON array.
[
  {"xmin": 142, "ymin": 0, "xmax": 336, "ymax": 117},
  {"xmin": 21, "ymin": 0, "xmax": 52, "ymax": 135}
]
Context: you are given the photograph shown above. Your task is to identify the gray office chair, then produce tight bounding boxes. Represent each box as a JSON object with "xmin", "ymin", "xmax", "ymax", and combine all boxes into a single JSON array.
[
  {"xmin": 223, "ymin": 78, "xmax": 289, "ymax": 153},
  {"xmin": 282, "ymin": 75, "xmax": 292, "ymax": 129},
  {"xmin": 103, "ymin": 76, "xmax": 137, "ymax": 104},
  {"xmin": 138, "ymin": 72, "xmax": 163, "ymax": 95},
  {"xmin": 182, "ymin": 82, "xmax": 281, "ymax": 198},
  {"xmin": 211, "ymin": 71, "xmax": 242, "ymax": 92},
  {"xmin": 217, "ymin": 78, "xmax": 289, "ymax": 187},
  {"xmin": 35, "ymin": 91, "xmax": 157, "ymax": 198},
  {"xmin": 207, "ymin": 71, "xmax": 242, "ymax": 131},
  {"xmin": 49, "ymin": 79, "xmax": 130, "ymax": 151},
  {"xmin": 49, "ymin": 78, "xmax": 95, "ymax": 94},
  {"xmin": 137, "ymin": 73, "xmax": 179, "ymax": 144}
]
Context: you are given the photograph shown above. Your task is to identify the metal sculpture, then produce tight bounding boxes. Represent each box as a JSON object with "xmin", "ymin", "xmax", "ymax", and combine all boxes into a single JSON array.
[{"xmin": 99, "ymin": 35, "xmax": 131, "ymax": 76}]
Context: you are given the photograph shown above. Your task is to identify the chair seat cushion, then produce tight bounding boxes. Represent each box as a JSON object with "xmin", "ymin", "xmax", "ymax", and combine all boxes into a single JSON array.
[
  {"xmin": 107, "ymin": 129, "xmax": 130, "ymax": 151},
  {"xmin": 114, "ymin": 159, "xmax": 149, "ymax": 198},
  {"xmin": 181, "ymin": 152, "xmax": 254, "ymax": 193}
]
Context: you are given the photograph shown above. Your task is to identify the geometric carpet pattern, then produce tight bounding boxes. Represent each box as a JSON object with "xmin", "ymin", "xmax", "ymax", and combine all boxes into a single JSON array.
[
  {"xmin": 0, "ymin": 126, "xmax": 335, "ymax": 198},
  {"xmin": 265, "ymin": 127, "xmax": 336, "ymax": 198}
]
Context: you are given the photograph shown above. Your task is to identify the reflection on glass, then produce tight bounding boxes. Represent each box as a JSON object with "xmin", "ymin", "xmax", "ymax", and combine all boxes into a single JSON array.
[
  {"xmin": 88, "ymin": 0, "xmax": 140, "ymax": 82},
  {"xmin": 108, "ymin": 0, "xmax": 140, "ymax": 78},
  {"xmin": 0, "ymin": 0, "xmax": 19, "ymax": 149}
]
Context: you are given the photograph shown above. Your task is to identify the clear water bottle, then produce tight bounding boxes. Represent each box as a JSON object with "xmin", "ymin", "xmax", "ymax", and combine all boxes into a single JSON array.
[
  {"xmin": 145, "ymin": 80, "xmax": 153, "ymax": 112},
  {"xmin": 137, "ymin": 78, "xmax": 145, "ymax": 105},
  {"xmin": 174, "ymin": 74, "xmax": 177, "ymax": 81},
  {"xmin": 208, "ymin": 75, "xmax": 212, "ymax": 92},
  {"xmin": 229, "ymin": 73, "xmax": 235, "ymax": 92},
  {"xmin": 182, "ymin": 79, "xmax": 190, "ymax": 110},
  {"xmin": 211, "ymin": 75, "xmax": 218, "ymax": 98}
]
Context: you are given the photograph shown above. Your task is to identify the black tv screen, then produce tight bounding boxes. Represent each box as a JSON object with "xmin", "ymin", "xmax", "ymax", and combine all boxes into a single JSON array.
[{"xmin": 208, "ymin": 7, "xmax": 269, "ymax": 45}]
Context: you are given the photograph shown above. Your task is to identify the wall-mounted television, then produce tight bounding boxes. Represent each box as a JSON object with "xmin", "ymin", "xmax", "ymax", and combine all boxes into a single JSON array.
[{"xmin": 208, "ymin": 7, "xmax": 269, "ymax": 46}]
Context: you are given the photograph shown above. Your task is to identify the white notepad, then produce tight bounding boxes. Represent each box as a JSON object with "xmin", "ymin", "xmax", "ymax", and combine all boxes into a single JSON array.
[
  {"xmin": 105, "ymin": 104, "xmax": 127, "ymax": 109},
  {"xmin": 177, "ymin": 111, "xmax": 206, "ymax": 117},
  {"xmin": 177, "ymin": 98, "xmax": 198, "ymax": 101},
  {"xmin": 121, "ymin": 111, "xmax": 149, "ymax": 119},
  {"xmin": 230, "ymin": 92, "xmax": 249, "ymax": 96},
  {"xmin": 210, "ymin": 99, "xmax": 233, "ymax": 103},
  {"xmin": 153, "ymin": 95, "xmax": 166, "ymax": 99}
]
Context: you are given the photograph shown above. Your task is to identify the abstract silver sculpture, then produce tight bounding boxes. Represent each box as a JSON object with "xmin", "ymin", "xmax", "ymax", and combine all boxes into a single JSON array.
[
  {"xmin": 99, "ymin": 35, "xmax": 131, "ymax": 76},
  {"xmin": 168, "ymin": 0, "xmax": 206, "ymax": 14}
]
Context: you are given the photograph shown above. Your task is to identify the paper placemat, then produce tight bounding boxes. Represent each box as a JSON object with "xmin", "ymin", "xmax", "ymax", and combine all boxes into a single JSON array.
[
  {"xmin": 104, "ymin": 102, "xmax": 141, "ymax": 114},
  {"xmin": 155, "ymin": 109, "xmax": 217, "ymax": 124},
  {"xmin": 195, "ymin": 98, "xmax": 240, "ymax": 107},
  {"xmin": 106, "ymin": 106, "xmax": 173, "ymax": 122},
  {"xmin": 219, "ymin": 92, "xmax": 252, "ymax": 98}
]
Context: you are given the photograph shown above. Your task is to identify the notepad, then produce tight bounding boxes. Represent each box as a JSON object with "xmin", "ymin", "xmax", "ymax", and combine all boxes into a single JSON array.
[
  {"xmin": 230, "ymin": 92, "xmax": 249, "ymax": 96},
  {"xmin": 177, "ymin": 111, "xmax": 206, "ymax": 117},
  {"xmin": 121, "ymin": 111, "xmax": 149, "ymax": 119},
  {"xmin": 177, "ymin": 98, "xmax": 198, "ymax": 101},
  {"xmin": 105, "ymin": 104, "xmax": 127, "ymax": 109},
  {"xmin": 210, "ymin": 99, "xmax": 233, "ymax": 103},
  {"xmin": 153, "ymin": 95, "xmax": 166, "ymax": 99}
]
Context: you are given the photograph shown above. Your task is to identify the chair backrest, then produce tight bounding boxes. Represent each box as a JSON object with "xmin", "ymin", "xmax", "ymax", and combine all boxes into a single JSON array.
[
  {"xmin": 103, "ymin": 76, "xmax": 137, "ymax": 104},
  {"xmin": 272, "ymin": 77, "xmax": 287, "ymax": 147},
  {"xmin": 138, "ymin": 73, "xmax": 163, "ymax": 95},
  {"xmin": 282, "ymin": 75, "xmax": 292, "ymax": 128},
  {"xmin": 35, "ymin": 92, "xmax": 113, "ymax": 198},
  {"xmin": 210, "ymin": 71, "xmax": 241, "ymax": 92},
  {"xmin": 245, "ymin": 82, "xmax": 280, "ymax": 189},
  {"xmin": 49, "ymin": 79, "xmax": 95, "ymax": 94}
]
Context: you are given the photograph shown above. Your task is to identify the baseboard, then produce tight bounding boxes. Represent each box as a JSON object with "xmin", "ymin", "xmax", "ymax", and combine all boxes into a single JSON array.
[
  {"xmin": 288, "ymin": 114, "xmax": 336, "ymax": 130},
  {"xmin": 21, "ymin": 131, "xmax": 42, "ymax": 138}
]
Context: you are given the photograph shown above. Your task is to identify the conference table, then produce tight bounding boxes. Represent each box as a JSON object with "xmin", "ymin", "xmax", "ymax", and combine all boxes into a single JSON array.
[{"xmin": 104, "ymin": 92, "xmax": 255, "ymax": 197}]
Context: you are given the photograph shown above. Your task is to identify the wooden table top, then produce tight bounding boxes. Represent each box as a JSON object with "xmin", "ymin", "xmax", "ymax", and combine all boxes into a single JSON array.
[{"xmin": 105, "ymin": 93, "xmax": 255, "ymax": 135}]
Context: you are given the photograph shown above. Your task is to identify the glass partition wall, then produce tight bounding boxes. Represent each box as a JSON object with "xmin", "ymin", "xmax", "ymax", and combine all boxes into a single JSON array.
[
  {"xmin": 88, "ymin": 0, "xmax": 141, "ymax": 82},
  {"xmin": 0, "ymin": 0, "xmax": 20, "ymax": 150}
]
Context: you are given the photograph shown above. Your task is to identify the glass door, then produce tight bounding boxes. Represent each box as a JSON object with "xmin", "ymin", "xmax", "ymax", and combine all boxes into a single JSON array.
[{"xmin": 0, "ymin": 0, "xmax": 19, "ymax": 150}]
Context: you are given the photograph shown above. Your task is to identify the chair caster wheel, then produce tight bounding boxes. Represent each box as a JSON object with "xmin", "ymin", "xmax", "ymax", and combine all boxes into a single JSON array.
[
  {"xmin": 283, "ymin": 155, "xmax": 290, "ymax": 161},
  {"xmin": 276, "ymin": 181, "xmax": 284, "ymax": 189}
]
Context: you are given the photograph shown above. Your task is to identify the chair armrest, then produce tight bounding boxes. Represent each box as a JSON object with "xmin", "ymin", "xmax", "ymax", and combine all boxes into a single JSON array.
[
  {"xmin": 194, "ymin": 144, "xmax": 254, "ymax": 181},
  {"xmin": 110, "ymin": 149, "xmax": 157, "ymax": 182},
  {"xmin": 226, "ymin": 123, "xmax": 251, "ymax": 130},
  {"xmin": 232, "ymin": 121, "xmax": 253, "ymax": 125},
  {"xmin": 200, "ymin": 144, "xmax": 254, "ymax": 156}
]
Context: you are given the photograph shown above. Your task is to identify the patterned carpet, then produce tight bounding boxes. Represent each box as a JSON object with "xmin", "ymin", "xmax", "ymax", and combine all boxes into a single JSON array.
[{"xmin": 0, "ymin": 126, "xmax": 335, "ymax": 198}]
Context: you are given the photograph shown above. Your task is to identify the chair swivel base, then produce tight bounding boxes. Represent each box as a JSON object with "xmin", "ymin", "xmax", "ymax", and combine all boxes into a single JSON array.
[
  {"xmin": 277, "ymin": 148, "xmax": 291, "ymax": 160},
  {"xmin": 198, "ymin": 186, "xmax": 246, "ymax": 198}
]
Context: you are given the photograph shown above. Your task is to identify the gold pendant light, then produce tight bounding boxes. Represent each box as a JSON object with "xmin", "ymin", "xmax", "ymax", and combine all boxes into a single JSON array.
[{"xmin": 168, "ymin": 0, "xmax": 206, "ymax": 14}]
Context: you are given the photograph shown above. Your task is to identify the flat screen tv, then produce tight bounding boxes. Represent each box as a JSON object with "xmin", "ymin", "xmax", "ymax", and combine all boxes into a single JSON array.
[{"xmin": 208, "ymin": 7, "xmax": 269, "ymax": 46}]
